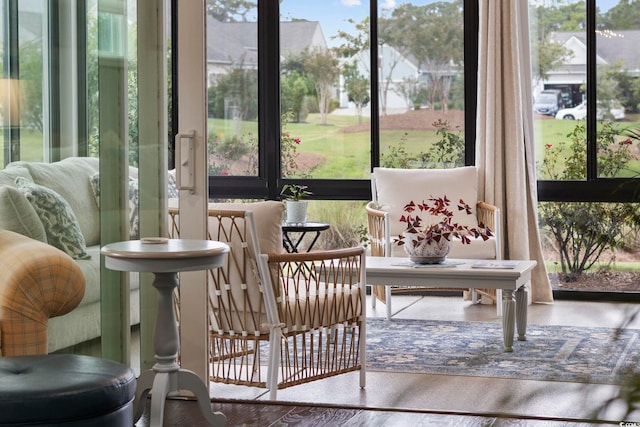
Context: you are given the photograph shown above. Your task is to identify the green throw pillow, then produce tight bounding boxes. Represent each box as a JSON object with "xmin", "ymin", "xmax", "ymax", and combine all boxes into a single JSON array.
[{"xmin": 15, "ymin": 177, "xmax": 90, "ymax": 260}]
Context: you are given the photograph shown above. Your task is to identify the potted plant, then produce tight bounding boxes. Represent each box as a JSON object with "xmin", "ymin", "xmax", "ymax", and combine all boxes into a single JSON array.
[
  {"xmin": 395, "ymin": 196, "xmax": 493, "ymax": 264},
  {"xmin": 281, "ymin": 184, "xmax": 312, "ymax": 224}
]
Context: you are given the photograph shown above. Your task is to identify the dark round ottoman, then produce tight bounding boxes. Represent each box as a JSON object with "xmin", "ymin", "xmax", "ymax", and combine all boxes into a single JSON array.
[{"xmin": 0, "ymin": 354, "xmax": 136, "ymax": 426}]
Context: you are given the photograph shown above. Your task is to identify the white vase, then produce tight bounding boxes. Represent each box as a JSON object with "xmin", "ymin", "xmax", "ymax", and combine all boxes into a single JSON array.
[
  {"xmin": 285, "ymin": 200, "xmax": 308, "ymax": 224},
  {"xmin": 402, "ymin": 231, "xmax": 450, "ymax": 264}
]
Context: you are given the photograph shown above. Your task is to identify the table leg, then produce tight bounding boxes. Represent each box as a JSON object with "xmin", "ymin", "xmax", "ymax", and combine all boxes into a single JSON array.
[
  {"xmin": 132, "ymin": 370, "xmax": 155, "ymax": 422},
  {"xmin": 282, "ymin": 230, "xmax": 322, "ymax": 253},
  {"xmin": 516, "ymin": 286, "xmax": 528, "ymax": 341},
  {"xmin": 386, "ymin": 286, "xmax": 392, "ymax": 320},
  {"xmin": 307, "ymin": 231, "xmax": 322, "ymax": 251},
  {"xmin": 178, "ymin": 370, "xmax": 227, "ymax": 425},
  {"xmin": 136, "ymin": 272, "xmax": 226, "ymax": 427},
  {"xmin": 283, "ymin": 231, "xmax": 308, "ymax": 253},
  {"xmin": 283, "ymin": 232, "xmax": 297, "ymax": 253},
  {"xmin": 502, "ymin": 289, "xmax": 515, "ymax": 352},
  {"xmin": 149, "ymin": 372, "xmax": 171, "ymax": 427}
]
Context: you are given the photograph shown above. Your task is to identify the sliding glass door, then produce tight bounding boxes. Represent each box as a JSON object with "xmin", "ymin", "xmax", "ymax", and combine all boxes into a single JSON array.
[{"xmin": 174, "ymin": 0, "xmax": 211, "ymax": 383}]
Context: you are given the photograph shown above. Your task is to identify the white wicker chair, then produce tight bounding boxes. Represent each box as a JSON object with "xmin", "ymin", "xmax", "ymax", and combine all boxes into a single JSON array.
[
  {"xmin": 170, "ymin": 202, "xmax": 366, "ymax": 399},
  {"xmin": 366, "ymin": 166, "xmax": 503, "ymax": 315}
]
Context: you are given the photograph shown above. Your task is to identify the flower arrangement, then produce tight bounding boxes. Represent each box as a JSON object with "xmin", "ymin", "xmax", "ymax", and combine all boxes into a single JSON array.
[
  {"xmin": 280, "ymin": 184, "xmax": 312, "ymax": 202},
  {"xmin": 395, "ymin": 196, "xmax": 493, "ymax": 253}
]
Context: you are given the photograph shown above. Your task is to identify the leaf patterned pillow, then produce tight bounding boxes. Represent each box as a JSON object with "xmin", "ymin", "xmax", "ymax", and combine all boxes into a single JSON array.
[
  {"xmin": 14, "ymin": 177, "xmax": 90, "ymax": 260},
  {"xmin": 167, "ymin": 170, "xmax": 179, "ymax": 198}
]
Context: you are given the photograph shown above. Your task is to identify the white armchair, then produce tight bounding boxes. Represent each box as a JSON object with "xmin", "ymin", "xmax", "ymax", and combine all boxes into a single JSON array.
[
  {"xmin": 366, "ymin": 166, "xmax": 503, "ymax": 314},
  {"xmin": 169, "ymin": 201, "xmax": 366, "ymax": 399}
]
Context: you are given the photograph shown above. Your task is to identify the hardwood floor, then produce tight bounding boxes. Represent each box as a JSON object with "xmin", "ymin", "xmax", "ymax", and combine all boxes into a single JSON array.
[
  {"xmin": 135, "ymin": 397, "xmax": 605, "ymax": 426},
  {"xmin": 132, "ymin": 296, "xmax": 640, "ymax": 426}
]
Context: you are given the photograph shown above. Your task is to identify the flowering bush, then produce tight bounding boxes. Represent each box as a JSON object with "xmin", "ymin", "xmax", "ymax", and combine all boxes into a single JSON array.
[
  {"xmin": 395, "ymin": 196, "xmax": 492, "ymax": 247},
  {"xmin": 281, "ymin": 118, "xmax": 303, "ymax": 177},
  {"xmin": 241, "ymin": 111, "xmax": 303, "ymax": 177}
]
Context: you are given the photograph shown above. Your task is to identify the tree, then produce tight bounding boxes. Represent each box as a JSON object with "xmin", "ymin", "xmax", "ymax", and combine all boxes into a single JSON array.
[
  {"xmin": 17, "ymin": 41, "xmax": 44, "ymax": 132},
  {"xmin": 210, "ymin": 58, "xmax": 258, "ymax": 121},
  {"xmin": 531, "ymin": 35, "xmax": 572, "ymax": 83},
  {"xmin": 530, "ymin": 1, "xmax": 578, "ymax": 84},
  {"xmin": 394, "ymin": 76, "xmax": 421, "ymax": 110},
  {"xmin": 332, "ymin": 17, "xmax": 370, "ymax": 59},
  {"xmin": 532, "ymin": 0, "xmax": 586, "ymax": 34},
  {"xmin": 333, "ymin": 16, "xmax": 402, "ymax": 116},
  {"xmin": 206, "ymin": 0, "xmax": 256, "ymax": 22},
  {"xmin": 281, "ymin": 71, "xmax": 310, "ymax": 123},
  {"xmin": 342, "ymin": 62, "xmax": 370, "ymax": 123},
  {"xmin": 301, "ymin": 48, "xmax": 339, "ymax": 125},
  {"xmin": 602, "ymin": 0, "xmax": 640, "ymax": 30},
  {"xmin": 600, "ymin": 62, "xmax": 640, "ymax": 114},
  {"xmin": 379, "ymin": 1, "xmax": 464, "ymax": 114},
  {"xmin": 596, "ymin": 61, "xmax": 624, "ymax": 118},
  {"xmin": 376, "ymin": 43, "xmax": 405, "ymax": 116}
]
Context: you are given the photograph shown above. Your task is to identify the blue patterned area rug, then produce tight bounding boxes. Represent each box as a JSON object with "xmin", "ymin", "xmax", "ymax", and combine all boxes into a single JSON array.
[{"xmin": 366, "ymin": 318, "xmax": 640, "ymax": 385}]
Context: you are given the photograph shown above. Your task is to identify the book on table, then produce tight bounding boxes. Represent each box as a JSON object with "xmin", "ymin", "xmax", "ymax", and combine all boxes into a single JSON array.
[{"xmin": 471, "ymin": 260, "xmax": 519, "ymax": 269}]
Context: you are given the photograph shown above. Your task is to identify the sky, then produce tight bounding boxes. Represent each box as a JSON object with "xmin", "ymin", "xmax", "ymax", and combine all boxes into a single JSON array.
[
  {"xmin": 280, "ymin": 0, "xmax": 435, "ymax": 47},
  {"xmin": 280, "ymin": 0, "xmax": 622, "ymax": 47}
]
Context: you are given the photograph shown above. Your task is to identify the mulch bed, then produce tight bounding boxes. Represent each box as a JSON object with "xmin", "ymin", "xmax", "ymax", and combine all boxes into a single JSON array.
[
  {"xmin": 551, "ymin": 271, "xmax": 640, "ymax": 292},
  {"xmin": 340, "ymin": 108, "xmax": 465, "ymax": 133}
]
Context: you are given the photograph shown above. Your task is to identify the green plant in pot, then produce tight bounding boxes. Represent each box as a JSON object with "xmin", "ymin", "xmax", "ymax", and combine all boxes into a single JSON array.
[{"xmin": 281, "ymin": 184, "xmax": 312, "ymax": 224}]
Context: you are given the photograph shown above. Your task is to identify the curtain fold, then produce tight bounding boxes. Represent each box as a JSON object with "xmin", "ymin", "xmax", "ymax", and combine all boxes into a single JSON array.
[{"xmin": 476, "ymin": 0, "xmax": 553, "ymax": 303}]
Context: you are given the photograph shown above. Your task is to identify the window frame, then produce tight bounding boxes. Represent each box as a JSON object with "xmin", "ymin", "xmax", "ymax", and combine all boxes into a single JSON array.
[
  {"xmin": 203, "ymin": 0, "xmax": 479, "ymax": 201},
  {"xmin": 536, "ymin": 0, "xmax": 640, "ymax": 204}
]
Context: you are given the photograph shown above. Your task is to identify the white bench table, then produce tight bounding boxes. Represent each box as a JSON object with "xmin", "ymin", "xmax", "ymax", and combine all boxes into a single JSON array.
[{"xmin": 365, "ymin": 257, "xmax": 537, "ymax": 352}]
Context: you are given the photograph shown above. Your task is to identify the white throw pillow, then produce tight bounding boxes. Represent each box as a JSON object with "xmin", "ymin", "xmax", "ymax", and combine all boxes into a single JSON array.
[
  {"xmin": 0, "ymin": 185, "xmax": 48, "ymax": 243},
  {"xmin": 207, "ymin": 201, "xmax": 284, "ymax": 254},
  {"xmin": 373, "ymin": 167, "xmax": 479, "ymax": 237}
]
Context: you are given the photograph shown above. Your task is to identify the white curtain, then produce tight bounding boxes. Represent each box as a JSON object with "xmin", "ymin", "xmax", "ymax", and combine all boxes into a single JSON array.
[{"xmin": 476, "ymin": 0, "xmax": 553, "ymax": 303}]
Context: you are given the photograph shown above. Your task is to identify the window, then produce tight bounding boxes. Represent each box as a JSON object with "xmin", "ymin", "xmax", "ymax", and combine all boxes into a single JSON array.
[
  {"xmin": 206, "ymin": 4, "xmax": 258, "ymax": 178},
  {"xmin": 377, "ymin": 1, "xmax": 466, "ymax": 170},
  {"xmin": 0, "ymin": 1, "xmax": 49, "ymax": 164},
  {"xmin": 207, "ymin": 0, "xmax": 476, "ymax": 201},
  {"xmin": 530, "ymin": 0, "xmax": 640, "ymax": 293}
]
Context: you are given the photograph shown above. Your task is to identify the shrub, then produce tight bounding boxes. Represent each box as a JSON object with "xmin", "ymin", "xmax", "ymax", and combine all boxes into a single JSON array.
[
  {"xmin": 537, "ymin": 122, "xmax": 640, "ymax": 279},
  {"xmin": 380, "ymin": 120, "xmax": 465, "ymax": 169}
]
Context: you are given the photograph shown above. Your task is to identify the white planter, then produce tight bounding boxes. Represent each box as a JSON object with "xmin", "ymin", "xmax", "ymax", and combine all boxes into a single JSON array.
[
  {"xmin": 285, "ymin": 201, "xmax": 308, "ymax": 224},
  {"xmin": 402, "ymin": 232, "xmax": 450, "ymax": 264}
]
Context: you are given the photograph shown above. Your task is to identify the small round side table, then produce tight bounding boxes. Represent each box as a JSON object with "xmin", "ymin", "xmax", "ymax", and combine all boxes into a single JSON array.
[{"xmin": 101, "ymin": 238, "xmax": 229, "ymax": 427}]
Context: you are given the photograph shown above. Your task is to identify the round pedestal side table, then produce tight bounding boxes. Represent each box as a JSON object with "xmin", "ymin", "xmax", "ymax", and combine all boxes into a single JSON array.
[{"xmin": 101, "ymin": 238, "xmax": 229, "ymax": 427}]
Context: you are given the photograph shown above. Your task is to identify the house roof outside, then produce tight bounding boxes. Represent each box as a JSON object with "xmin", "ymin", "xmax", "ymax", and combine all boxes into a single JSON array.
[
  {"xmin": 550, "ymin": 30, "xmax": 640, "ymax": 75},
  {"xmin": 206, "ymin": 17, "xmax": 328, "ymax": 67}
]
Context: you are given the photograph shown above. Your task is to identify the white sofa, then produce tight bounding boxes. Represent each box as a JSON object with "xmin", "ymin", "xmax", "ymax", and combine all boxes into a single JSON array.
[{"xmin": 0, "ymin": 157, "xmax": 140, "ymax": 352}]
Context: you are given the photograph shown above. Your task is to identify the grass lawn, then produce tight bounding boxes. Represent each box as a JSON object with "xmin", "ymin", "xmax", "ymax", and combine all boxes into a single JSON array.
[
  {"xmin": 207, "ymin": 112, "xmax": 640, "ymax": 180},
  {"xmin": 545, "ymin": 261, "xmax": 640, "ymax": 274},
  {"xmin": 1, "ymin": 130, "xmax": 44, "ymax": 165}
]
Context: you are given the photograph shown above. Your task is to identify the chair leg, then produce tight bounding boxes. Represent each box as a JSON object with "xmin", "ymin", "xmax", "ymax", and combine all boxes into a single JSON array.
[
  {"xmin": 359, "ymin": 324, "xmax": 366, "ymax": 389},
  {"xmin": 267, "ymin": 333, "xmax": 280, "ymax": 400}
]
